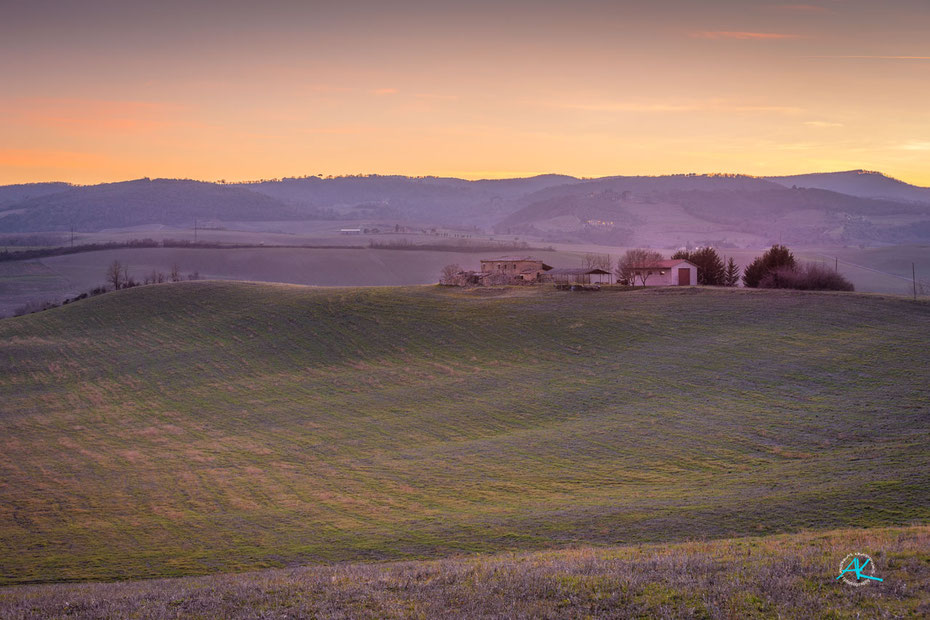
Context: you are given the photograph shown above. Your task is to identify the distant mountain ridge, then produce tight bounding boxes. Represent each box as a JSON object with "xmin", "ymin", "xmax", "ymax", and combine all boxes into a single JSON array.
[
  {"xmin": 2, "ymin": 171, "xmax": 930, "ymax": 245},
  {"xmin": 766, "ymin": 170, "xmax": 930, "ymax": 204},
  {"xmin": 0, "ymin": 179, "xmax": 308, "ymax": 232},
  {"xmin": 0, "ymin": 182, "xmax": 72, "ymax": 209}
]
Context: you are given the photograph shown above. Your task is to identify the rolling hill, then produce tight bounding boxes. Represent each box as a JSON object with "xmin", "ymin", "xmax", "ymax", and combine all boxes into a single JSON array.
[
  {"xmin": 4, "ymin": 172, "xmax": 930, "ymax": 245},
  {"xmin": 0, "ymin": 282, "xmax": 928, "ymax": 586},
  {"xmin": 238, "ymin": 174, "xmax": 579, "ymax": 225},
  {"xmin": 768, "ymin": 170, "xmax": 930, "ymax": 205},
  {"xmin": 0, "ymin": 183, "xmax": 72, "ymax": 210},
  {"xmin": 0, "ymin": 179, "xmax": 309, "ymax": 233},
  {"xmin": 496, "ymin": 174, "xmax": 930, "ymax": 246}
]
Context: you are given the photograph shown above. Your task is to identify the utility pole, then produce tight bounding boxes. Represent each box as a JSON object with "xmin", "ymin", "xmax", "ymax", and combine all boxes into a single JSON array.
[
  {"xmin": 70, "ymin": 225, "xmax": 74, "ymax": 248},
  {"xmin": 194, "ymin": 218, "xmax": 198, "ymax": 243},
  {"xmin": 835, "ymin": 257, "xmax": 838, "ymax": 273},
  {"xmin": 913, "ymin": 263, "xmax": 918, "ymax": 301}
]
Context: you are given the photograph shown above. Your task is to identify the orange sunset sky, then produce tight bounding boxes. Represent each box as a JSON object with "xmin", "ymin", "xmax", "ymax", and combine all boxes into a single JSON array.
[{"xmin": 1, "ymin": 0, "xmax": 928, "ymax": 186}]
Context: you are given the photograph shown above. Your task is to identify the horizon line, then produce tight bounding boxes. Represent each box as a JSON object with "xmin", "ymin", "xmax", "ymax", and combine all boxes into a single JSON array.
[{"xmin": 4, "ymin": 168, "xmax": 921, "ymax": 188}]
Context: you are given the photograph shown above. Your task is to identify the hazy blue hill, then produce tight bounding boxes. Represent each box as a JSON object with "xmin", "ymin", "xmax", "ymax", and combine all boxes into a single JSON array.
[
  {"xmin": 3, "ymin": 172, "xmax": 930, "ymax": 241},
  {"xmin": 767, "ymin": 170, "xmax": 930, "ymax": 204},
  {"xmin": 0, "ymin": 182, "xmax": 72, "ymax": 208},
  {"xmin": 0, "ymin": 178, "xmax": 306, "ymax": 232},
  {"xmin": 237, "ymin": 174, "xmax": 579, "ymax": 225},
  {"xmin": 498, "ymin": 174, "xmax": 930, "ymax": 244}
]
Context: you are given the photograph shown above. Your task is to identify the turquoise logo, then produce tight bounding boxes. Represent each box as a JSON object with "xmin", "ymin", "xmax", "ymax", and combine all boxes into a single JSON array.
[{"xmin": 836, "ymin": 553, "xmax": 883, "ymax": 586}]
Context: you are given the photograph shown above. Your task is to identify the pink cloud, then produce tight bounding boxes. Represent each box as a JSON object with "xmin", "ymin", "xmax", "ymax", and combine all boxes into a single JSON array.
[
  {"xmin": 5, "ymin": 98, "xmax": 188, "ymax": 135},
  {"xmin": 0, "ymin": 148, "xmax": 113, "ymax": 170},
  {"xmin": 371, "ymin": 88, "xmax": 399, "ymax": 96},
  {"xmin": 809, "ymin": 55, "xmax": 930, "ymax": 60},
  {"xmin": 691, "ymin": 31, "xmax": 802, "ymax": 40},
  {"xmin": 767, "ymin": 4, "xmax": 830, "ymax": 13}
]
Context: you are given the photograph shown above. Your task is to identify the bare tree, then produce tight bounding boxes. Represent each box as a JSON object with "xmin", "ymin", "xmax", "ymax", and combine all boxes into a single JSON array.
[
  {"xmin": 583, "ymin": 253, "xmax": 613, "ymax": 272},
  {"xmin": 616, "ymin": 248, "xmax": 664, "ymax": 286},
  {"xmin": 170, "ymin": 264, "xmax": 181, "ymax": 282},
  {"xmin": 105, "ymin": 260, "xmax": 124, "ymax": 290},
  {"xmin": 440, "ymin": 263, "xmax": 461, "ymax": 285}
]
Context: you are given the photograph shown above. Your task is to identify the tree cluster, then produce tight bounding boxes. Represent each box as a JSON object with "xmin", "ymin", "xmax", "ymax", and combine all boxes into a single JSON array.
[
  {"xmin": 742, "ymin": 245, "xmax": 797, "ymax": 288},
  {"xmin": 582, "ymin": 253, "xmax": 613, "ymax": 273},
  {"xmin": 105, "ymin": 261, "xmax": 200, "ymax": 291},
  {"xmin": 743, "ymin": 245, "xmax": 854, "ymax": 291}
]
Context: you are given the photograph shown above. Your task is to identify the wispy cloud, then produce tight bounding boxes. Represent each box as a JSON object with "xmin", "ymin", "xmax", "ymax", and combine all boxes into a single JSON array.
[
  {"xmin": 371, "ymin": 88, "xmax": 399, "ymax": 96},
  {"xmin": 808, "ymin": 55, "xmax": 930, "ymax": 60},
  {"xmin": 767, "ymin": 4, "xmax": 830, "ymax": 14},
  {"xmin": 898, "ymin": 141, "xmax": 930, "ymax": 151},
  {"xmin": 553, "ymin": 99, "xmax": 802, "ymax": 115},
  {"xmin": 804, "ymin": 120, "xmax": 844, "ymax": 127},
  {"xmin": 6, "ymin": 98, "xmax": 188, "ymax": 135},
  {"xmin": 691, "ymin": 31, "xmax": 801, "ymax": 40},
  {"xmin": 413, "ymin": 93, "xmax": 458, "ymax": 101},
  {"xmin": 0, "ymin": 148, "xmax": 112, "ymax": 169}
]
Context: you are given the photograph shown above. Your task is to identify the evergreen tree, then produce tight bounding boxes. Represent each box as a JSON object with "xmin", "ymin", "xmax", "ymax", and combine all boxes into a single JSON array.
[
  {"xmin": 723, "ymin": 257, "xmax": 741, "ymax": 287},
  {"xmin": 742, "ymin": 245, "xmax": 796, "ymax": 288},
  {"xmin": 672, "ymin": 247, "xmax": 725, "ymax": 285}
]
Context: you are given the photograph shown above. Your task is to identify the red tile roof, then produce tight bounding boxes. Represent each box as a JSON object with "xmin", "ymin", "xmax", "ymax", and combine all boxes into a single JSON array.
[{"xmin": 632, "ymin": 259, "xmax": 695, "ymax": 269}]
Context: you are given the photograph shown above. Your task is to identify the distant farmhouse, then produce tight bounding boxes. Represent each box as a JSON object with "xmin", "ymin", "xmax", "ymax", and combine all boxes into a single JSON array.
[
  {"xmin": 443, "ymin": 255, "xmax": 698, "ymax": 287},
  {"xmin": 479, "ymin": 257, "xmax": 553, "ymax": 283}
]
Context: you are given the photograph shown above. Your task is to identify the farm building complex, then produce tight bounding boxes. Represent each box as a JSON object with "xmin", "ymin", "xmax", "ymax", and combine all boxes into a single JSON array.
[
  {"xmin": 443, "ymin": 256, "xmax": 698, "ymax": 287},
  {"xmin": 479, "ymin": 257, "xmax": 553, "ymax": 282}
]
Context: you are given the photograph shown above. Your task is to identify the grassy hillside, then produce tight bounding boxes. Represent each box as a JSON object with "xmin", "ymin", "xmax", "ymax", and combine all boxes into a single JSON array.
[
  {"xmin": 0, "ymin": 246, "xmax": 573, "ymax": 317},
  {"xmin": 1, "ymin": 525, "xmax": 926, "ymax": 618},
  {"xmin": 4, "ymin": 241, "xmax": 929, "ymax": 318},
  {"xmin": 0, "ymin": 283, "xmax": 928, "ymax": 585}
]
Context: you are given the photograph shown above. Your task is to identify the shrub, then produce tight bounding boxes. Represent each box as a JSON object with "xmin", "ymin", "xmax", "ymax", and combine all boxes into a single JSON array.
[
  {"xmin": 759, "ymin": 263, "xmax": 854, "ymax": 291},
  {"xmin": 743, "ymin": 245, "xmax": 796, "ymax": 288}
]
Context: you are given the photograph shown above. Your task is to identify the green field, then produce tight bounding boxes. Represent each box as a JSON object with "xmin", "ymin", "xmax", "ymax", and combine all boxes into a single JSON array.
[
  {"xmin": 1, "ymin": 525, "xmax": 926, "ymax": 618},
  {"xmin": 0, "ymin": 282, "xmax": 928, "ymax": 586}
]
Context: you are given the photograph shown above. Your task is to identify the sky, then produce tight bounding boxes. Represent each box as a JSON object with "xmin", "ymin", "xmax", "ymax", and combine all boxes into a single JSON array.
[{"xmin": 1, "ymin": 0, "xmax": 928, "ymax": 185}]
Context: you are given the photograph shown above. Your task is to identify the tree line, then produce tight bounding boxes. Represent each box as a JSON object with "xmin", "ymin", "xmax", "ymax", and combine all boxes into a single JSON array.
[{"xmin": 10, "ymin": 262, "xmax": 201, "ymax": 317}]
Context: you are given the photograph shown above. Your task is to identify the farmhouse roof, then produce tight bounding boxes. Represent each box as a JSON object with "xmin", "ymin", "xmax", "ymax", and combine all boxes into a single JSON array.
[
  {"xmin": 483, "ymin": 256, "xmax": 537, "ymax": 261},
  {"xmin": 548, "ymin": 268, "xmax": 610, "ymax": 275},
  {"xmin": 634, "ymin": 259, "xmax": 697, "ymax": 269}
]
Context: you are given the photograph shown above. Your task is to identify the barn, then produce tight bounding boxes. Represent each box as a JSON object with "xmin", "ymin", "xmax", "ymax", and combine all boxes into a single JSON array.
[{"xmin": 628, "ymin": 259, "xmax": 698, "ymax": 286}]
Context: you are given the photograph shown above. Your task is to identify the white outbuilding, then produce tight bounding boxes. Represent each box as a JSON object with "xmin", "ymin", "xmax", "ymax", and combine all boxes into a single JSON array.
[{"xmin": 628, "ymin": 259, "xmax": 698, "ymax": 286}]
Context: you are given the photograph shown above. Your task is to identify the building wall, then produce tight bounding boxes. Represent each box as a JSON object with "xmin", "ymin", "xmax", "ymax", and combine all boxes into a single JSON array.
[
  {"xmin": 632, "ymin": 263, "xmax": 697, "ymax": 286},
  {"xmin": 480, "ymin": 260, "xmax": 543, "ymax": 274}
]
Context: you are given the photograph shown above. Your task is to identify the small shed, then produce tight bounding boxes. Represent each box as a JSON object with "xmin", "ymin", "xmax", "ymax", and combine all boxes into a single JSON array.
[{"xmin": 627, "ymin": 259, "xmax": 698, "ymax": 286}]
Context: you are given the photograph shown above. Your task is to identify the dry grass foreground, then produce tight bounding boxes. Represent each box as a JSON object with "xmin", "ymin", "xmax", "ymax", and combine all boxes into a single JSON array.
[
  {"xmin": 0, "ymin": 525, "xmax": 927, "ymax": 619},
  {"xmin": 1, "ymin": 282, "xmax": 929, "ymax": 586}
]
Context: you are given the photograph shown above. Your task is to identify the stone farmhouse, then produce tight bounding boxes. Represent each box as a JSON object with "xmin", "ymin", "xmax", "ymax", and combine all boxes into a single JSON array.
[
  {"xmin": 442, "ymin": 256, "xmax": 699, "ymax": 287},
  {"xmin": 479, "ymin": 257, "xmax": 553, "ymax": 283}
]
